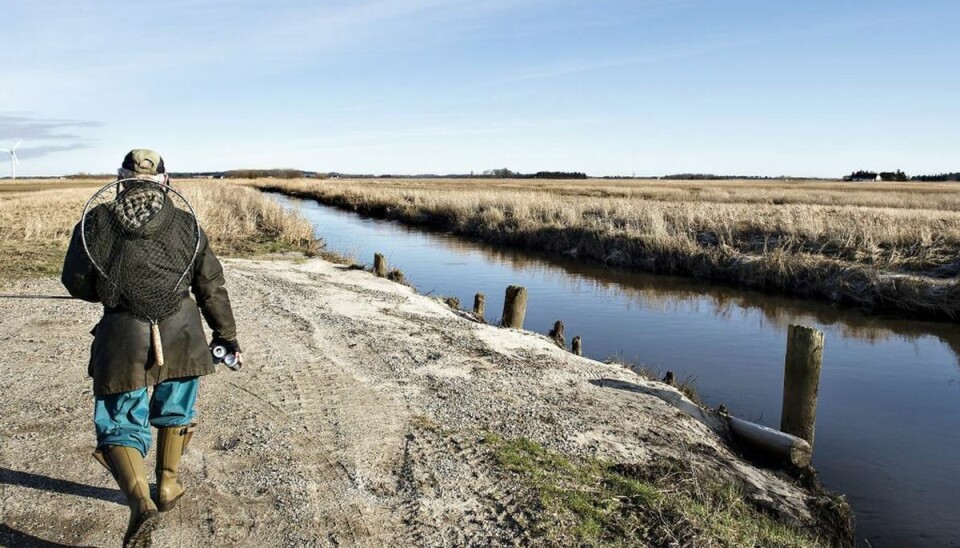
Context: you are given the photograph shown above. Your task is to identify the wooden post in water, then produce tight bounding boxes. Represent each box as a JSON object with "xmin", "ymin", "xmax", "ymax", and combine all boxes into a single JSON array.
[
  {"xmin": 548, "ymin": 320, "xmax": 565, "ymax": 348},
  {"xmin": 780, "ymin": 324, "xmax": 825, "ymax": 449},
  {"xmin": 473, "ymin": 293, "xmax": 485, "ymax": 318},
  {"xmin": 572, "ymin": 336, "xmax": 582, "ymax": 356},
  {"xmin": 663, "ymin": 371, "xmax": 675, "ymax": 386},
  {"xmin": 374, "ymin": 253, "xmax": 387, "ymax": 278},
  {"xmin": 501, "ymin": 285, "xmax": 528, "ymax": 329}
]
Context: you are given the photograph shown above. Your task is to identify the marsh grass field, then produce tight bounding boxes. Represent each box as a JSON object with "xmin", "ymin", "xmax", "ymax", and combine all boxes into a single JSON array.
[
  {"xmin": 0, "ymin": 178, "xmax": 319, "ymax": 283},
  {"xmin": 248, "ymin": 177, "xmax": 960, "ymax": 320}
]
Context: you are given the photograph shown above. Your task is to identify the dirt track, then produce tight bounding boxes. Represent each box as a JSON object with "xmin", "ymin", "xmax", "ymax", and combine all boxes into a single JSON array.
[{"xmin": 1, "ymin": 258, "xmax": 826, "ymax": 547}]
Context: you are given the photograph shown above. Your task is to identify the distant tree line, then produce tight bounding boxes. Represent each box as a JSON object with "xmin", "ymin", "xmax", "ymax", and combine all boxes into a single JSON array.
[
  {"xmin": 880, "ymin": 170, "xmax": 908, "ymax": 181},
  {"xmin": 660, "ymin": 173, "xmax": 783, "ymax": 180},
  {"xmin": 843, "ymin": 170, "xmax": 907, "ymax": 181},
  {"xmin": 480, "ymin": 168, "xmax": 585, "ymax": 179},
  {"xmin": 483, "ymin": 168, "xmax": 516, "ymax": 178},
  {"xmin": 911, "ymin": 172, "xmax": 960, "ymax": 182},
  {"xmin": 839, "ymin": 169, "xmax": 960, "ymax": 182},
  {"xmin": 532, "ymin": 171, "xmax": 587, "ymax": 179},
  {"xmin": 223, "ymin": 169, "xmax": 317, "ymax": 179},
  {"xmin": 64, "ymin": 172, "xmax": 114, "ymax": 179}
]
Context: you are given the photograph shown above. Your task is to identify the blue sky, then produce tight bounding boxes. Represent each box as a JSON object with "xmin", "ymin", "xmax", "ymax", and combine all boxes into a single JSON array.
[{"xmin": 1, "ymin": 0, "xmax": 957, "ymax": 177}]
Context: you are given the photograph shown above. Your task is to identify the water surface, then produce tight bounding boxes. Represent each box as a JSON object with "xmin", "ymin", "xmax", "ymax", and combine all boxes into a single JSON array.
[{"xmin": 277, "ymin": 195, "xmax": 960, "ymax": 547}]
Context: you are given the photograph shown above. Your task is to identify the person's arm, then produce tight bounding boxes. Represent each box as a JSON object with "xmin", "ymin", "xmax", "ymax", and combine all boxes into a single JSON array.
[
  {"xmin": 191, "ymin": 228, "xmax": 240, "ymax": 354},
  {"xmin": 61, "ymin": 222, "xmax": 101, "ymax": 303}
]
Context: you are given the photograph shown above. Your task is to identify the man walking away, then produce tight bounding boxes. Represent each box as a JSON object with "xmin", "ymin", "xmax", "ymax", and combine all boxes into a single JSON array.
[{"xmin": 62, "ymin": 149, "xmax": 242, "ymax": 547}]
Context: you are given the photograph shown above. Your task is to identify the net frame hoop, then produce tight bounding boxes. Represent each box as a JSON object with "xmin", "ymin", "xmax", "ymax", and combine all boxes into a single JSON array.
[{"xmin": 80, "ymin": 178, "xmax": 202, "ymax": 316}]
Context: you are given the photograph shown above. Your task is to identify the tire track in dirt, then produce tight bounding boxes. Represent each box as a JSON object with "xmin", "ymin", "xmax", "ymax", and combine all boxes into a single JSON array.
[
  {"xmin": 221, "ymin": 267, "xmax": 416, "ymax": 545},
  {"xmin": 233, "ymin": 264, "xmax": 535, "ymax": 546},
  {"xmin": 225, "ymin": 378, "xmax": 371, "ymax": 545},
  {"xmin": 394, "ymin": 423, "xmax": 532, "ymax": 547}
]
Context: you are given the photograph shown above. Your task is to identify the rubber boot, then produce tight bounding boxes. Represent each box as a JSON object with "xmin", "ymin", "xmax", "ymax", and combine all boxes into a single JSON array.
[
  {"xmin": 94, "ymin": 445, "xmax": 160, "ymax": 548},
  {"xmin": 155, "ymin": 424, "xmax": 195, "ymax": 512}
]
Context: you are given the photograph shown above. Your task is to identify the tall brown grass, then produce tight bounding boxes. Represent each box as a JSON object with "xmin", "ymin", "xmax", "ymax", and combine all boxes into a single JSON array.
[
  {"xmin": 0, "ymin": 179, "xmax": 319, "ymax": 281},
  {"xmin": 247, "ymin": 177, "xmax": 960, "ymax": 319},
  {"xmin": 185, "ymin": 183, "xmax": 319, "ymax": 256}
]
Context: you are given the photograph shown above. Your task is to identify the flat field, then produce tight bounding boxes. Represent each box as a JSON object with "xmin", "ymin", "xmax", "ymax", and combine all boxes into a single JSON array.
[
  {"xmin": 246, "ymin": 177, "xmax": 960, "ymax": 319},
  {"xmin": 0, "ymin": 179, "xmax": 318, "ymax": 282}
]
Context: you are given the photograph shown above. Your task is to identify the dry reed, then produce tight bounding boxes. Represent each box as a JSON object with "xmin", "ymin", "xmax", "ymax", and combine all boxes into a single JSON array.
[
  {"xmin": 0, "ymin": 179, "xmax": 319, "ymax": 281},
  {"xmin": 247, "ymin": 177, "xmax": 960, "ymax": 319}
]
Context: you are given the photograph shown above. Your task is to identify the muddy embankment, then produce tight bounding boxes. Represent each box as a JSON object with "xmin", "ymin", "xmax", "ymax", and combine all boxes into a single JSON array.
[
  {"xmin": 0, "ymin": 258, "xmax": 851, "ymax": 546},
  {"xmin": 255, "ymin": 183, "xmax": 960, "ymax": 323}
]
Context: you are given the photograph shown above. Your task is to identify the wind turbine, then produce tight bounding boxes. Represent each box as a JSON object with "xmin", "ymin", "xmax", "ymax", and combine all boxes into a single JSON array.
[{"xmin": 0, "ymin": 140, "xmax": 21, "ymax": 179}]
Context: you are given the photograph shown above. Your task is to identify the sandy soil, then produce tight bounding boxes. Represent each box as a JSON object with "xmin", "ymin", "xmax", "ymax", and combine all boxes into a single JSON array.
[{"xmin": 1, "ymin": 258, "xmax": 828, "ymax": 547}]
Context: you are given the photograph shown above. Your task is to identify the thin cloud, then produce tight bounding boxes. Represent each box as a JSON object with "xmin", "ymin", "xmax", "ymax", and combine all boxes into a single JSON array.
[
  {"xmin": 501, "ymin": 14, "xmax": 898, "ymax": 85},
  {"xmin": 501, "ymin": 43, "xmax": 728, "ymax": 84},
  {"xmin": 0, "ymin": 114, "xmax": 99, "ymax": 160},
  {"xmin": 12, "ymin": 0, "xmax": 547, "ymax": 74},
  {"xmin": 335, "ymin": 117, "xmax": 599, "ymax": 142},
  {"xmin": 14, "ymin": 143, "xmax": 93, "ymax": 160}
]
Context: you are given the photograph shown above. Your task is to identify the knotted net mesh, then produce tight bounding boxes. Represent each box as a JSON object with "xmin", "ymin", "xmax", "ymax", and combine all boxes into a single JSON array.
[{"xmin": 81, "ymin": 179, "xmax": 200, "ymax": 323}]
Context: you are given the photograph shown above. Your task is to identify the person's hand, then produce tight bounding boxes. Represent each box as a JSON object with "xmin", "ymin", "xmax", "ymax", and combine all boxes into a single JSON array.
[{"xmin": 211, "ymin": 338, "xmax": 243, "ymax": 370}]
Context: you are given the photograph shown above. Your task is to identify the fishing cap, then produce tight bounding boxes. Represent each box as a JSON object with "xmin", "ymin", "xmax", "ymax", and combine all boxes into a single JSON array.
[{"xmin": 121, "ymin": 149, "xmax": 166, "ymax": 175}]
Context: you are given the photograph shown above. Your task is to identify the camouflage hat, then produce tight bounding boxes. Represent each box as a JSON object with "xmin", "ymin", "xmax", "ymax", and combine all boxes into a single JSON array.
[{"xmin": 121, "ymin": 149, "xmax": 166, "ymax": 175}]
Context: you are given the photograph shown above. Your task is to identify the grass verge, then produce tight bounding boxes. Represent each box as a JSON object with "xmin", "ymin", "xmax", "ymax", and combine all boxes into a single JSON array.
[{"xmin": 485, "ymin": 434, "xmax": 844, "ymax": 547}]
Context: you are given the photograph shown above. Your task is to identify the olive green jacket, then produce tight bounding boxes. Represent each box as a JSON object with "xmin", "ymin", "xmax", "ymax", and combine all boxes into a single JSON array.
[{"xmin": 62, "ymin": 220, "xmax": 237, "ymax": 396}]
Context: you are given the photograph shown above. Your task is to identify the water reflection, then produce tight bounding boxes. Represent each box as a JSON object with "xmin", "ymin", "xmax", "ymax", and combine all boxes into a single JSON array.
[{"xmin": 390, "ymin": 219, "xmax": 960, "ymax": 369}]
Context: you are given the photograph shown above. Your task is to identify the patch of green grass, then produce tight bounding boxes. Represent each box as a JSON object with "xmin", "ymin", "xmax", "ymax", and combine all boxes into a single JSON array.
[
  {"xmin": 317, "ymin": 248, "xmax": 359, "ymax": 266},
  {"xmin": 0, "ymin": 241, "xmax": 67, "ymax": 282},
  {"xmin": 386, "ymin": 268, "xmax": 407, "ymax": 284},
  {"xmin": 485, "ymin": 434, "xmax": 830, "ymax": 547}
]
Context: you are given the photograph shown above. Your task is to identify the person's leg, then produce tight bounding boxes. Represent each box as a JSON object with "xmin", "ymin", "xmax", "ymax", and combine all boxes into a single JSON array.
[
  {"xmin": 149, "ymin": 377, "xmax": 200, "ymax": 428},
  {"xmin": 94, "ymin": 388, "xmax": 152, "ymax": 456},
  {"xmin": 150, "ymin": 377, "xmax": 200, "ymax": 512},
  {"xmin": 92, "ymin": 389, "xmax": 159, "ymax": 546}
]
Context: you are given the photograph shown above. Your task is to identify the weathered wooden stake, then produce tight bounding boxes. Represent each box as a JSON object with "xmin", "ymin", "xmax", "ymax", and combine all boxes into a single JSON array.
[
  {"xmin": 501, "ymin": 285, "xmax": 528, "ymax": 329},
  {"xmin": 662, "ymin": 371, "xmax": 675, "ymax": 386},
  {"xmin": 473, "ymin": 293, "xmax": 486, "ymax": 318},
  {"xmin": 780, "ymin": 324, "xmax": 825, "ymax": 449},
  {"xmin": 548, "ymin": 320, "xmax": 565, "ymax": 348},
  {"xmin": 374, "ymin": 253, "xmax": 387, "ymax": 278},
  {"xmin": 571, "ymin": 336, "xmax": 582, "ymax": 356}
]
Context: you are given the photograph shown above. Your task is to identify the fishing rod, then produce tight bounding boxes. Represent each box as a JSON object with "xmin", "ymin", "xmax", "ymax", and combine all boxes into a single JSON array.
[{"xmin": 0, "ymin": 294, "xmax": 77, "ymax": 299}]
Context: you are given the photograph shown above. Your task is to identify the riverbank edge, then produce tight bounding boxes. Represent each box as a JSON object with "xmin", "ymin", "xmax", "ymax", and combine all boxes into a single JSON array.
[
  {"xmin": 322, "ymin": 255, "xmax": 855, "ymax": 545},
  {"xmin": 255, "ymin": 183, "xmax": 960, "ymax": 323},
  {"xmin": 310, "ymin": 252, "xmax": 855, "ymax": 546},
  {"xmin": 283, "ymin": 256, "xmax": 855, "ymax": 544}
]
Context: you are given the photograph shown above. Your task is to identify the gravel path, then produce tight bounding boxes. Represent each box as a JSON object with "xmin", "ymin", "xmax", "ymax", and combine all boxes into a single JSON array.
[{"xmin": 1, "ymin": 258, "xmax": 825, "ymax": 547}]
